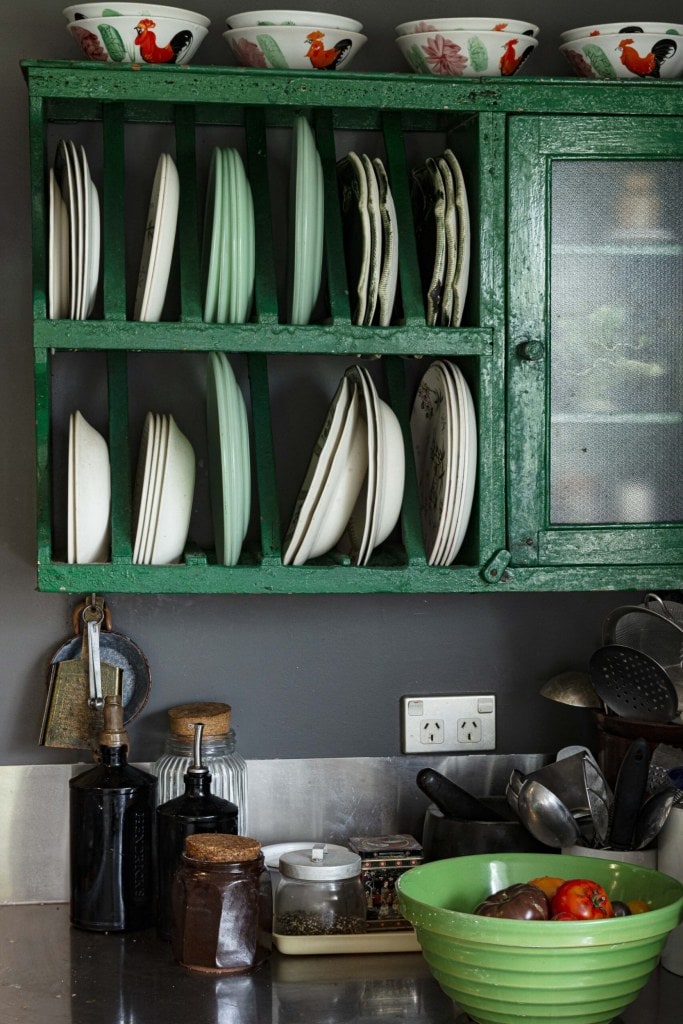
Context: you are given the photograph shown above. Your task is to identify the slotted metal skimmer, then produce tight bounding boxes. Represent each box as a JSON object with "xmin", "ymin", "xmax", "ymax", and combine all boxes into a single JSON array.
[
  {"xmin": 602, "ymin": 594, "xmax": 683, "ymax": 690},
  {"xmin": 589, "ymin": 645, "xmax": 678, "ymax": 723}
]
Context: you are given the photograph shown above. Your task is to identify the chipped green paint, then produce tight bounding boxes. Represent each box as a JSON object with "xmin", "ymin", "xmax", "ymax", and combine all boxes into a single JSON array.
[{"xmin": 24, "ymin": 63, "xmax": 683, "ymax": 594}]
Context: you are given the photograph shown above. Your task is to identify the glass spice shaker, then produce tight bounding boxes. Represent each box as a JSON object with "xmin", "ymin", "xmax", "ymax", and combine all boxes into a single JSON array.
[
  {"xmin": 274, "ymin": 844, "xmax": 367, "ymax": 937},
  {"xmin": 171, "ymin": 834, "xmax": 272, "ymax": 974},
  {"xmin": 153, "ymin": 702, "xmax": 248, "ymax": 833}
]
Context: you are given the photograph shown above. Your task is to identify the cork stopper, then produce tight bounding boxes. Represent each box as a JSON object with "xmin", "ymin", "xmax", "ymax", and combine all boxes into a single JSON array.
[
  {"xmin": 184, "ymin": 834, "xmax": 261, "ymax": 863},
  {"xmin": 167, "ymin": 702, "xmax": 231, "ymax": 739}
]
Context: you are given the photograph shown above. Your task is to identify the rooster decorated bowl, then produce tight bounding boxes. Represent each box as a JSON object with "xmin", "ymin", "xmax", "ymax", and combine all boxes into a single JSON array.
[
  {"xmin": 222, "ymin": 24, "xmax": 367, "ymax": 70},
  {"xmin": 395, "ymin": 17, "xmax": 539, "ymax": 38},
  {"xmin": 560, "ymin": 21, "xmax": 683, "ymax": 44},
  {"xmin": 225, "ymin": 9, "xmax": 363, "ymax": 33},
  {"xmin": 396, "ymin": 29, "xmax": 538, "ymax": 77},
  {"xmin": 63, "ymin": 3, "xmax": 210, "ymax": 27},
  {"xmin": 561, "ymin": 32, "xmax": 683, "ymax": 79},
  {"xmin": 67, "ymin": 14, "xmax": 208, "ymax": 62}
]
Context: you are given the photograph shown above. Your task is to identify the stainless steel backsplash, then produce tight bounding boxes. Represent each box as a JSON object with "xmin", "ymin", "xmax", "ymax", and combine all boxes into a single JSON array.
[{"xmin": 0, "ymin": 753, "xmax": 547, "ymax": 904}]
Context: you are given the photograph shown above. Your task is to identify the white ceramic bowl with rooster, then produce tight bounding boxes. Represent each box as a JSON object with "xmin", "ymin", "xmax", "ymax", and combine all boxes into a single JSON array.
[
  {"xmin": 226, "ymin": 9, "xmax": 363, "ymax": 33},
  {"xmin": 396, "ymin": 29, "xmax": 538, "ymax": 77},
  {"xmin": 560, "ymin": 32, "xmax": 683, "ymax": 79},
  {"xmin": 395, "ymin": 17, "xmax": 539, "ymax": 38},
  {"xmin": 222, "ymin": 24, "xmax": 367, "ymax": 69},
  {"xmin": 63, "ymin": 3, "xmax": 210, "ymax": 27},
  {"xmin": 560, "ymin": 22, "xmax": 683, "ymax": 44},
  {"xmin": 67, "ymin": 14, "xmax": 208, "ymax": 63}
]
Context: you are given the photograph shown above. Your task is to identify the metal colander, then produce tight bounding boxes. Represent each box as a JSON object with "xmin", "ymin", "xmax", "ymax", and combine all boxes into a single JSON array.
[{"xmin": 602, "ymin": 593, "xmax": 683, "ymax": 697}]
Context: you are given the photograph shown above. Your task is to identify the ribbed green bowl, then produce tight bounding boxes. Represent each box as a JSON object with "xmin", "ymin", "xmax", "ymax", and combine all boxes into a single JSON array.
[{"xmin": 397, "ymin": 852, "xmax": 683, "ymax": 1024}]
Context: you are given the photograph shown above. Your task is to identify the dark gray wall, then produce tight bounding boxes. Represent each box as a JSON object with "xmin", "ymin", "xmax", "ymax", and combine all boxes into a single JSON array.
[{"xmin": 2, "ymin": 2, "xmax": 677, "ymax": 765}]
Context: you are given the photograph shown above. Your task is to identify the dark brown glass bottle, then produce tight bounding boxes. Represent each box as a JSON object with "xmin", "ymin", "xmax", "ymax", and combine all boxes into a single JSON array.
[
  {"xmin": 156, "ymin": 722, "xmax": 239, "ymax": 939},
  {"xmin": 69, "ymin": 695, "xmax": 157, "ymax": 932}
]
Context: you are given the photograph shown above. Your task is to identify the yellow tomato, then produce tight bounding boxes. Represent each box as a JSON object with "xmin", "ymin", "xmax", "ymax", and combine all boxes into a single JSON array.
[
  {"xmin": 626, "ymin": 898, "xmax": 650, "ymax": 915},
  {"xmin": 528, "ymin": 876, "xmax": 566, "ymax": 901}
]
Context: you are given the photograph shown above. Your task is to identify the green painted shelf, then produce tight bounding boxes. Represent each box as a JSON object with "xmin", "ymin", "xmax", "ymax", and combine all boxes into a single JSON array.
[{"xmin": 23, "ymin": 62, "xmax": 683, "ymax": 594}]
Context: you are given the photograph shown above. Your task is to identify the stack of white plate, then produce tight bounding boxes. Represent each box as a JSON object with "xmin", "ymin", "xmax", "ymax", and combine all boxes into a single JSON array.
[
  {"xmin": 411, "ymin": 148, "xmax": 471, "ymax": 327},
  {"xmin": 202, "ymin": 146, "xmax": 255, "ymax": 324},
  {"xmin": 287, "ymin": 114, "xmax": 325, "ymax": 325},
  {"xmin": 283, "ymin": 365, "xmax": 405, "ymax": 566},
  {"xmin": 133, "ymin": 152, "xmax": 179, "ymax": 322},
  {"xmin": 68, "ymin": 410, "xmax": 111, "ymax": 564},
  {"xmin": 410, "ymin": 360, "xmax": 477, "ymax": 565},
  {"xmin": 51, "ymin": 139, "xmax": 100, "ymax": 320},
  {"xmin": 338, "ymin": 151, "xmax": 399, "ymax": 326},
  {"xmin": 132, "ymin": 412, "xmax": 195, "ymax": 565},
  {"xmin": 206, "ymin": 352, "xmax": 251, "ymax": 566}
]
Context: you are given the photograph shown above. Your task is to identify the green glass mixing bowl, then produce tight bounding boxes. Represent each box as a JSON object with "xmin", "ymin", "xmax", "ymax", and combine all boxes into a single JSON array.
[{"xmin": 397, "ymin": 852, "xmax": 683, "ymax": 1024}]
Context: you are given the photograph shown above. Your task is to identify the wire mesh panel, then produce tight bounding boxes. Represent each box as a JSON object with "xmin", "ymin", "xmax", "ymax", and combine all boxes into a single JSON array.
[{"xmin": 549, "ymin": 159, "xmax": 683, "ymax": 525}]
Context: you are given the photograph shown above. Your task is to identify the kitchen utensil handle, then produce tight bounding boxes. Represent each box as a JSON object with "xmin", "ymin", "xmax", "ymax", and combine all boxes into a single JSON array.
[
  {"xmin": 609, "ymin": 737, "xmax": 651, "ymax": 850},
  {"xmin": 416, "ymin": 768, "xmax": 505, "ymax": 822}
]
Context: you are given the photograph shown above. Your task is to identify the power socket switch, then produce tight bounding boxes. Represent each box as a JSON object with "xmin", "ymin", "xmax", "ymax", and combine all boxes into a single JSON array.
[{"xmin": 401, "ymin": 695, "xmax": 496, "ymax": 753}]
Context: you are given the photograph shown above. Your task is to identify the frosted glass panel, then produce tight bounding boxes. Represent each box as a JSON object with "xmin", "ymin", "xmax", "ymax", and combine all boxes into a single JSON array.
[{"xmin": 550, "ymin": 161, "xmax": 683, "ymax": 524}]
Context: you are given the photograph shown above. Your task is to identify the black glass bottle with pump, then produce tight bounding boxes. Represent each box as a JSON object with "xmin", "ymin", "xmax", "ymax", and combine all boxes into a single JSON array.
[
  {"xmin": 156, "ymin": 721, "xmax": 239, "ymax": 939},
  {"xmin": 69, "ymin": 694, "xmax": 157, "ymax": 932}
]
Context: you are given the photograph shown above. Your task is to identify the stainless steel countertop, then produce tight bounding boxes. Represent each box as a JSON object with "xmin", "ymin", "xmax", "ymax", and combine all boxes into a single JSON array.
[{"xmin": 1, "ymin": 904, "xmax": 683, "ymax": 1024}]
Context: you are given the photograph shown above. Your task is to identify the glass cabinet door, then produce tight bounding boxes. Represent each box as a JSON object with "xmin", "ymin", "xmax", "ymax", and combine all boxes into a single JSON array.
[{"xmin": 507, "ymin": 116, "xmax": 683, "ymax": 569}]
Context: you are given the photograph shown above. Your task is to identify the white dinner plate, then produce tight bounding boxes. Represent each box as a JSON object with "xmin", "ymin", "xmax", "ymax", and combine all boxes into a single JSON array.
[
  {"xmin": 444, "ymin": 148, "xmax": 471, "ymax": 327},
  {"xmin": 373, "ymin": 157, "xmax": 399, "ymax": 328},
  {"xmin": 339, "ymin": 151, "xmax": 370, "ymax": 326},
  {"xmin": 132, "ymin": 411, "xmax": 157, "ymax": 564},
  {"xmin": 437, "ymin": 156, "xmax": 457, "ymax": 328},
  {"xmin": 411, "ymin": 158, "xmax": 446, "ymax": 327},
  {"xmin": 48, "ymin": 168, "xmax": 69, "ymax": 320},
  {"xmin": 134, "ymin": 152, "xmax": 179, "ymax": 322},
  {"xmin": 410, "ymin": 361, "xmax": 452, "ymax": 561},
  {"xmin": 54, "ymin": 139, "xmax": 80, "ymax": 320},
  {"xmin": 282, "ymin": 374, "xmax": 352, "ymax": 565},
  {"xmin": 429, "ymin": 361, "xmax": 458, "ymax": 566},
  {"xmin": 442, "ymin": 361, "xmax": 477, "ymax": 564},
  {"xmin": 361, "ymin": 154, "xmax": 382, "ymax": 326}
]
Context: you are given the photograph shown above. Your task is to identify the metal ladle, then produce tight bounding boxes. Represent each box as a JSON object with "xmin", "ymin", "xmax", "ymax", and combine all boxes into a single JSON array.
[
  {"xmin": 633, "ymin": 787, "xmax": 679, "ymax": 850},
  {"xmin": 517, "ymin": 779, "xmax": 582, "ymax": 848}
]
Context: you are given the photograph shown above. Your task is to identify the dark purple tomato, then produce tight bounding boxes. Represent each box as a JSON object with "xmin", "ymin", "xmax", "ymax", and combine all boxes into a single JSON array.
[{"xmin": 474, "ymin": 883, "xmax": 549, "ymax": 920}]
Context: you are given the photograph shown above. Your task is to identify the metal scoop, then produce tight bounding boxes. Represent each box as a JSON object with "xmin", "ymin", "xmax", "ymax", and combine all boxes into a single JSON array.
[{"xmin": 516, "ymin": 779, "xmax": 581, "ymax": 848}]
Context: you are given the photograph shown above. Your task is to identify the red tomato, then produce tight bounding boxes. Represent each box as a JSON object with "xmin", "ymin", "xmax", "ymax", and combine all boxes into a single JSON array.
[{"xmin": 551, "ymin": 879, "xmax": 614, "ymax": 920}]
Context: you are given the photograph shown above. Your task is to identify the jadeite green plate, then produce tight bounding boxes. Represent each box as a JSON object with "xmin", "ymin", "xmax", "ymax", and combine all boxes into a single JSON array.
[
  {"xmin": 444, "ymin": 147, "xmax": 471, "ymax": 327},
  {"xmin": 202, "ymin": 147, "xmax": 223, "ymax": 323},
  {"xmin": 288, "ymin": 115, "xmax": 324, "ymax": 325}
]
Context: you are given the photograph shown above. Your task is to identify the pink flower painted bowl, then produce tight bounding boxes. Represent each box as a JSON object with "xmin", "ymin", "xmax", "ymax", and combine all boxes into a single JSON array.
[{"xmin": 396, "ymin": 29, "xmax": 538, "ymax": 77}]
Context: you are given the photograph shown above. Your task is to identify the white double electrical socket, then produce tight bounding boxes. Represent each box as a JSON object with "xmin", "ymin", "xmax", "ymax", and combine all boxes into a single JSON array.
[{"xmin": 400, "ymin": 694, "xmax": 496, "ymax": 753}]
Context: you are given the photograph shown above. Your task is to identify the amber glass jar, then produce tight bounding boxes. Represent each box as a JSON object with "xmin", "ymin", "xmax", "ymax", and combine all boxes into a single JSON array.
[{"xmin": 171, "ymin": 834, "xmax": 272, "ymax": 974}]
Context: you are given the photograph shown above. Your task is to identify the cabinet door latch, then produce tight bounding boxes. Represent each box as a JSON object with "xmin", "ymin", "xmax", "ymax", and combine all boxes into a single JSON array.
[
  {"xmin": 516, "ymin": 339, "xmax": 545, "ymax": 362},
  {"xmin": 481, "ymin": 550, "xmax": 512, "ymax": 584}
]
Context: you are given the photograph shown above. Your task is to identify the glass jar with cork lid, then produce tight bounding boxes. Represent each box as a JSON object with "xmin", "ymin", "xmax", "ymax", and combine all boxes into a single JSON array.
[
  {"xmin": 153, "ymin": 702, "xmax": 247, "ymax": 833},
  {"xmin": 171, "ymin": 834, "xmax": 272, "ymax": 974}
]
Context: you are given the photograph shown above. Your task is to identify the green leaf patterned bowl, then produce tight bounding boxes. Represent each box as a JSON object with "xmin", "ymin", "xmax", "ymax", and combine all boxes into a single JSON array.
[
  {"xmin": 395, "ymin": 29, "xmax": 538, "ymax": 77},
  {"xmin": 397, "ymin": 852, "xmax": 683, "ymax": 1024},
  {"xmin": 222, "ymin": 24, "xmax": 367, "ymax": 69},
  {"xmin": 63, "ymin": 3, "xmax": 210, "ymax": 28},
  {"xmin": 67, "ymin": 14, "xmax": 208, "ymax": 63},
  {"xmin": 560, "ymin": 33, "xmax": 683, "ymax": 79}
]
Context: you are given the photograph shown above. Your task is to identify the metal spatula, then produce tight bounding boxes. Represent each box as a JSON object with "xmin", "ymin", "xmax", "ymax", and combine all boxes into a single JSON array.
[{"xmin": 589, "ymin": 645, "xmax": 678, "ymax": 723}]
